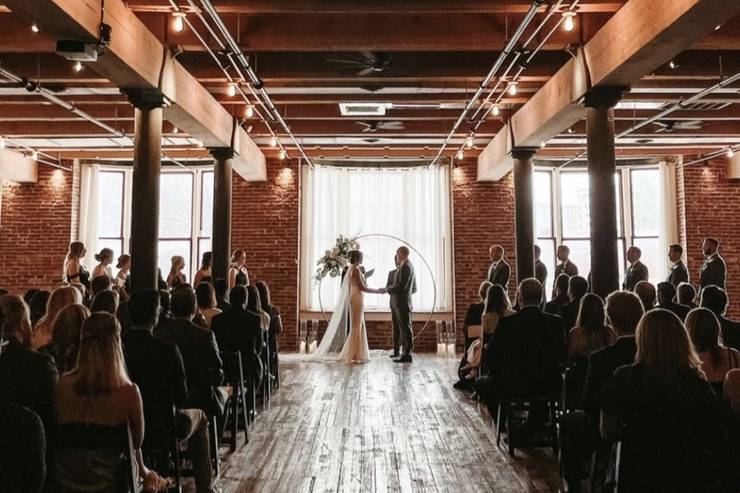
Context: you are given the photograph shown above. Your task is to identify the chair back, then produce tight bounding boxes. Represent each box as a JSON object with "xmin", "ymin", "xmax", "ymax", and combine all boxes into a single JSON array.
[{"xmin": 220, "ymin": 350, "xmax": 245, "ymax": 387}]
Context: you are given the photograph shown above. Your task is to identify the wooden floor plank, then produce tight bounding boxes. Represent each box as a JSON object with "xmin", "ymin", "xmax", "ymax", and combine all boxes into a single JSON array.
[{"xmin": 204, "ymin": 352, "xmax": 560, "ymax": 493}]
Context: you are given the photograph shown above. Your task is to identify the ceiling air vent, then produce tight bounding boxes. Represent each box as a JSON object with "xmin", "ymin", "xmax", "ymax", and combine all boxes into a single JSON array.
[{"xmin": 339, "ymin": 102, "xmax": 389, "ymax": 116}]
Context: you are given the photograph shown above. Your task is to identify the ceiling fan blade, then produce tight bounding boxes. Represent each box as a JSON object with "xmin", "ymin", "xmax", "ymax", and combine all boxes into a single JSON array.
[
  {"xmin": 380, "ymin": 121, "xmax": 404, "ymax": 130},
  {"xmin": 357, "ymin": 67, "xmax": 375, "ymax": 76},
  {"xmin": 360, "ymin": 51, "xmax": 377, "ymax": 62}
]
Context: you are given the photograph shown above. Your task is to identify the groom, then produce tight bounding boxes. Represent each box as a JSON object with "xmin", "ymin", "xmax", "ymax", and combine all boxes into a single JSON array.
[{"xmin": 382, "ymin": 246, "xmax": 416, "ymax": 363}]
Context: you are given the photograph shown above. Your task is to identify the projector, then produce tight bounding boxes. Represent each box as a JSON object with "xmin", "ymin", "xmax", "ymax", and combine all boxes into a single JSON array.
[{"xmin": 56, "ymin": 40, "xmax": 98, "ymax": 62}]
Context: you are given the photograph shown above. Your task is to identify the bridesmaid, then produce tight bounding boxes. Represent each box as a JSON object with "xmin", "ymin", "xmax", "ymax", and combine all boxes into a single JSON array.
[
  {"xmin": 63, "ymin": 241, "xmax": 90, "ymax": 294},
  {"xmin": 193, "ymin": 251, "xmax": 212, "ymax": 286},
  {"xmin": 228, "ymin": 249, "xmax": 250, "ymax": 288},
  {"xmin": 91, "ymin": 248, "xmax": 114, "ymax": 280},
  {"xmin": 114, "ymin": 254, "xmax": 131, "ymax": 297},
  {"xmin": 166, "ymin": 255, "xmax": 187, "ymax": 290}
]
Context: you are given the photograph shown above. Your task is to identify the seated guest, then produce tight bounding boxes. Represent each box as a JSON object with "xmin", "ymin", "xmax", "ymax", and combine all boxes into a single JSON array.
[
  {"xmin": 166, "ymin": 256, "xmax": 187, "ymax": 290},
  {"xmin": 622, "ymin": 246, "xmax": 649, "ymax": 291},
  {"xmin": 89, "ymin": 289, "xmax": 119, "ymax": 315},
  {"xmin": 701, "ymin": 285, "xmax": 740, "ymax": 351},
  {"xmin": 54, "ymin": 312, "xmax": 167, "ymax": 492},
  {"xmin": 212, "ymin": 286, "xmax": 264, "ymax": 386},
  {"xmin": 656, "ymin": 281, "xmax": 691, "ymax": 321},
  {"xmin": 213, "ymin": 279, "xmax": 231, "ymax": 313},
  {"xmin": 475, "ymin": 279, "xmax": 564, "ymax": 417},
  {"xmin": 33, "ymin": 287, "xmax": 82, "ymax": 350},
  {"xmin": 545, "ymin": 274, "xmax": 570, "ymax": 316},
  {"xmin": 0, "ymin": 295, "xmax": 58, "ymax": 431},
  {"xmin": 28, "ymin": 290, "xmax": 50, "ymax": 328},
  {"xmin": 193, "ymin": 252, "xmax": 212, "ymax": 287},
  {"xmin": 91, "ymin": 248, "xmax": 114, "ymax": 281},
  {"xmin": 24, "ymin": 289, "xmax": 40, "ymax": 305},
  {"xmin": 567, "ymin": 294, "xmax": 616, "ymax": 361},
  {"xmin": 600, "ymin": 309, "xmax": 724, "ymax": 492},
  {"xmin": 123, "ymin": 290, "xmax": 218, "ymax": 493},
  {"xmin": 89, "ymin": 275, "xmax": 112, "ymax": 299},
  {"xmin": 633, "ymin": 280, "xmax": 656, "ymax": 311},
  {"xmin": 255, "ymin": 281, "xmax": 282, "ymax": 386},
  {"xmin": 246, "ymin": 285, "xmax": 270, "ymax": 332},
  {"xmin": 0, "ymin": 401, "xmax": 47, "ymax": 493},
  {"xmin": 726, "ymin": 369, "xmax": 740, "ymax": 413},
  {"xmin": 454, "ymin": 281, "xmax": 491, "ymax": 390},
  {"xmin": 560, "ymin": 276, "xmax": 589, "ymax": 333},
  {"xmin": 157, "ymin": 287, "xmax": 224, "ymax": 415},
  {"xmin": 678, "ymin": 281, "xmax": 698, "ymax": 309},
  {"xmin": 39, "ymin": 304, "xmax": 90, "ymax": 374},
  {"xmin": 686, "ymin": 307, "xmax": 740, "ymax": 397},
  {"xmin": 195, "ymin": 282, "xmax": 221, "ymax": 329}
]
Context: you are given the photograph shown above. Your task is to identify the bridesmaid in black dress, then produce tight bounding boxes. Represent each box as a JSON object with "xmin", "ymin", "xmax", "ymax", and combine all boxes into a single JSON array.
[
  {"xmin": 229, "ymin": 249, "xmax": 250, "ymax": 288},
  {"xmin": 166, "ymin": 255, "xmax": 187, "ymax": 290},
  {"xmin": 64, "ymin": 241, "xmax": 91, "ymax": 294}
]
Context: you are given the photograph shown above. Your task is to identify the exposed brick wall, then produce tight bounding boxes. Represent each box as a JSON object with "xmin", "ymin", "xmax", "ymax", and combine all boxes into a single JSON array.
[
  {"xmin": 231, "ymin": 159, "xmax": 300, "ymax": 350},
  {"xmin": 0, "ymin": 167, "xmax": 73, "ymax": 293},
  {"xmin": 679, "ymin": 160, "xmax": 740, "ymax": 318},
  {"xmin": 452, "ymin": 160, "xmax": 516, "ymax": 346}
]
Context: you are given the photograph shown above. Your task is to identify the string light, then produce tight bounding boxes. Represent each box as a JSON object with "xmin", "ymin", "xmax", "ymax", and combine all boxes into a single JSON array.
[
  {"xmin": 456, "ymin": 149, "xmax": 464, "ymax": 161},
  {"xmin": 508, "ymin": 82, "xmax": 518, "ymax": 96},
  {"xmin": 279, "ymin": 149, "xmax": 287, "ymax": 160},
  {"xmin": 73, "ymin": 61, "xmax": 83, "ymax": 72},
  {"xmin": 492, "ymin": 104, "xmax": 501, "ymax": 117},
  {"xmin": 226, "ymin": 83, "xmax": 237, "ymax": 97},
  {"xmin": 562, "ymin": 12, "xmax": 576, "ymax": 32},
  {"xmin": 465, "ymin": 135, "xmax": 474, "ymax": 149},
  {"xmin": 245, "ymin": 104, "xmax": 254, "ymax": 118},
  {"xmin": 172, "ymin": 12, "xmax": 186, "ymax": 33},
  {"xmin": 270, "ymin": 136, "xmax": 278, "ymax": 147},
  {"xmin": 31, "ymin": 23, "xmax": 39, "ymax": 33}
]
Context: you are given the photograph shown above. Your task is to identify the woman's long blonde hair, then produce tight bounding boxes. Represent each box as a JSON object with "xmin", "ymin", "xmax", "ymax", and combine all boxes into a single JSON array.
[
  {"xmin": 39, "ymin": 286, "xmax": 82, "ymax": 329},
  {"xmin": 72, "ymin": 312, "xmax": 131, "ymax": 396},
  {"xmin": 168, "ymin": 255, "xmax": 185, "ymax": 281},
  {"xmin": 636, "ymin": 309, "xmax": 703, "ymax": 384},
  {"xmin": 0, "ymin": 294, "xmax": 33, "ymax": 347}
]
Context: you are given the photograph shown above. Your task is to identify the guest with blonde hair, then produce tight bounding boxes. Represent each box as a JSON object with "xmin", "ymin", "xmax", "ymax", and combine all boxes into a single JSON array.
[
  {"xmin": 63, "ymin": 241, "xmax": 90, "ymax": 293},
  {"xmin": 54, "ymin": 312, "xmax": 167, "ymax": 492},
  {"xmin": 39, "ymin": 303, "xmax": 90, "ymax": 374},
  {"xmin": 167, "ymin": 255, "xmax": 187, "ymax": 290},
  {"xmin": 32, "ymin": 286, "xmax": 82, "ymax": 350},
  {"xmin": 600, "ymin": 309, "xmax": 723, "ymax": 492},
  {"xmin": 91, "ymin": 248, "xmax": 114, "ymax": 281},
  {"xmin": 228, "ymin": 249, "xmax": 250, "ymax": 288}
]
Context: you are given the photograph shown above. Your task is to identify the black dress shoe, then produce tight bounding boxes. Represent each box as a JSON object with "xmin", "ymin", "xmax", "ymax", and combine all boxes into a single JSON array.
[
  {"xmin": 389, "ymin": 352, "xmax": 400, "ymax": 358},
  {"xmin": 394, "ymin": 354, "xmax": 412, "ymax": 363}
]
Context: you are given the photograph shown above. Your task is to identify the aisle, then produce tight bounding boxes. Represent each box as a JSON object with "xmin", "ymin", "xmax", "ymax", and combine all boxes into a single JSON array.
[{"xmin": 216, "ymin": 352, "xmax": 560, "ymax": 493}]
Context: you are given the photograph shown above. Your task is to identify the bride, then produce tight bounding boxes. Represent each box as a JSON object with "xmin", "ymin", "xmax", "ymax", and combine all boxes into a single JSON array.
[{"xmin": 312, "ymin": 249, "xmax": 383, "ymax": 363}]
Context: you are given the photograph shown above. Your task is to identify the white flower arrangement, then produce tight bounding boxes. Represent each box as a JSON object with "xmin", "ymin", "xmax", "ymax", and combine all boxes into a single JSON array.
[{"xmin": 314, "ymin": 234, "xmax": 359, "ymax": 282}]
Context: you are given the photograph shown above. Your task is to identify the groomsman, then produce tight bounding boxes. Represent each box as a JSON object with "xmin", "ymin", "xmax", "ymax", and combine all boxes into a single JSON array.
[
  {"xmin": 486, "ymin": 245, "xmax": 511, "ymax": 292},
  {"xmin": 534, "ymin": 244, "xmax": 548, "ymax": 288},
  {"xmin": 666, "ymin": 244, "xmax": 689, "ymax": 287},
  {"xmin": 552, "ymin": 245, "xmax": 578, "ymax": 298},
  {"xmin": 386, "ymin": 256, "xmax": 401, "ymax": 358},
  {"xmin": 700, "ymin": 237, "xmax": 726, "ymax": 290},
  {"xmin": 623, "ymin": 246, "xmax": 649, "ymax": 291}
]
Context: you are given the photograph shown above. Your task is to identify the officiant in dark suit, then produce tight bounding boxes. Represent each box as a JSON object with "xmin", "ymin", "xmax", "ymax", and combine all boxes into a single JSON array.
[
  {"xmin": 486, "ymin": 245, "xmax": 510, "ymax": 292},
  {"xmin": 383, "ymin": 246, "xmax": 416, "ymax": 363}
]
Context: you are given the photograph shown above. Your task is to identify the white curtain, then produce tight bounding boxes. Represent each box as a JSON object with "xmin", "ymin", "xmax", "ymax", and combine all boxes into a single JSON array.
[
  {"xmin": 300, "ymin": 164, "xmax": 452, "ymax": 312},
  {"xmin": 659, "ymin": 160, "xmax": 679, "ymax": 274},
  {"xmin": 78, "ymin": 163, "xmax": 100, "ymax": 270}
]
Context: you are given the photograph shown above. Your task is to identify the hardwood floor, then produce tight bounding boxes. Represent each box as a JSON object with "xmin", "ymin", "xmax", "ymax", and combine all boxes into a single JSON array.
[{"xmin": 214, "ymin": 353, "xmax": 561, "ymax": 493}]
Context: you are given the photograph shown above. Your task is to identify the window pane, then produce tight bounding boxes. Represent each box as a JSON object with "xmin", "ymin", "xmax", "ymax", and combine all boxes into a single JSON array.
[
  {"xmin": 159, "ymin": 173, "xmax": 193, "ymax": 238},
  {"xmin": 534, "ymin": 171, "xmax": 552, "ymax": 238},
  {"xmin": 536, "ymin": 239, "xmax": 556, "ymax": 300},
  {"xmin": 158, "ymin": 240, "xmax": 191, "ymax": 282},
  {"xmin": 563, "ymin": 239, "xmax": 591, "ymax": 279},
  {"xmin": 201, "ymin": 171, "xmax": 213, "ymax": 236},
  {"xmin": 561, "ymin": 172, "xmax": 590, "ymax": 238},
  {"xmin": 631, "ymin": 168, "xmax": 660, "ymax": 236},
  {"xmin": 97, "ymin": 171, "xmax": 124, "ymax": 238},
  {"xmin": 633, "ymin": 237, "xmax": 661, "ymax": 286}
]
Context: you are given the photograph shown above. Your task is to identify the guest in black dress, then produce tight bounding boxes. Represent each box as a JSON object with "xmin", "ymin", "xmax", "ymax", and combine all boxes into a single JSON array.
[
  {"xmin": 193, "ymin": 251, "xmax": 212, "ymax": 287},
  {"xmin": 63, "ymin": 241, "xmax": 90, "ymax": 294},
  {"xmin": 228, "ymin": 249, "xmax": 250, "ymax": 288},
  {"xmin": 686, "ymin": 307, "xmax": 740, "ymax": 397},
  {"xmin": 38, "ymin": 303, "xmax": 90, "ymax": 374},
  {"xmin": 600, "ymin": 309, "xmax": 725, "ymax": 492},
  {"xmin": 166, "ymin": 255, "xmax": 187, "ymax": 290}
]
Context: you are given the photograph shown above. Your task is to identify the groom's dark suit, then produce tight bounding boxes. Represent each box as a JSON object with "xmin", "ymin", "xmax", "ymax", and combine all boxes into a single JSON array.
[{"xmin": 388, "ymin": 259, "xmax": 417, "ymax": 357}]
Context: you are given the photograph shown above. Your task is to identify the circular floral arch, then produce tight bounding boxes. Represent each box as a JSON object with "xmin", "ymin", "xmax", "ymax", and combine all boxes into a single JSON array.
[{"xmin": 316, "ymin": 233, "xmax": 438, "ymax": 341}]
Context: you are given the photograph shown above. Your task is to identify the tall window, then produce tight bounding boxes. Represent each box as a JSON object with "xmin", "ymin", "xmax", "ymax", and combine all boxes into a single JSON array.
[
  {"xmin": 300, "ymin": 164, "xmax": 452, "ymax": 312},
  {"xmin": 534, "ymin": 166, "xmax": 663, "ymax": 296},
  {"xmin": 84, "ymin": 166, "xmax": 213, "ymax": 280}
]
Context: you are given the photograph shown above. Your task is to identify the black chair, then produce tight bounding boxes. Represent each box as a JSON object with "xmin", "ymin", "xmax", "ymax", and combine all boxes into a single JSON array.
[
  {"xmin": 495, "ymin": 394, "xmax": 560, "ymax": 456},
  {"xmin": 260, "ymin": 329, "xmax": 272, "ymax": 410},
  {"xmin": 219, "ymin": 350, "xmax": 250, "ymax": 451},
  {"xmin": 55, "ymin": 422, "xmax": 142, "ymax": 493},
  {"xmin": 141, "ymin": 405, "xmax": 181, "ymax": 493}
]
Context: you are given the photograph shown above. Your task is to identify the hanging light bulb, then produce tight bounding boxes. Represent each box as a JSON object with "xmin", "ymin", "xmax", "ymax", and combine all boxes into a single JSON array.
[
  {"xmin": 172, "ymin": 12, "xmax": 186, "ymax": 33},
  {"xmin": 562, "ymin": 12, "xmax": 576, "ymax": 32},
  {"xmin": 0, "ymin": 137, "xmax": 5, "ymax": 150},
  {"xmin": 668, "ymin": 60, "xmax": 679, "ymax": 70},
  {"xmin": 508, "ymin": 82, "xmax": 518, "ymax": 96},
  {"xmin": 729, "ymin": 148, "xmax": 736, "ymax": 158},
  {"xmin": 73, "ymin": 61, "xmax": 83, "ymax": 73},
  {"xmin": 492, "ymin": 104, "xmax": 501, "ymax": 117},
  {"xmin": 32, "ymin": 150, "xmax": 39, "ymax": 160},
  {"xmin": 270, "ymin": 136, "xmax": 278, "ymax": 147},
  {"xmin": 456, "ymin": 149, "xmax": 464, "ymax": 161},
  {"xmin": 279, "ymin": 149, "xmax": 287, "ymax": 160},
  {"xmin": 226, "ymin": 83, "xmax": 237, "ymax": 97},
  {"xmin": 31, "ymin": 23, "xmax": 40, "ymax": 33},
  {"xmin": 245, "ymin": 104, "xmax": 254, "ymax": 118},
  {"xmin": 171, "ymin": 126, "xmax": 179, "ymax": 134},
  {"xmin": 465, "ymin": 135, "xmax": 474, "ymax": 149}
]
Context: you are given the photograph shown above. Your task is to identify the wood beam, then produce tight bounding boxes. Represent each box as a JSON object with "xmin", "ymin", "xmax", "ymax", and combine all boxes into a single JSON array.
[
  {"xmin": 478, "ymin": 0, "xmax": 740, "ymax": 181},
  {"xmin": 3, "ymin": 0, "xmax": 265, "ymax": 181}
]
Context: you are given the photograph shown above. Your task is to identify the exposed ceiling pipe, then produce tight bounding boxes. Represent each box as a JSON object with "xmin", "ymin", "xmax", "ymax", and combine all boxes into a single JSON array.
[
  {"xmin": 429, "ymin": 0, "xmax": 545, "ymax": 167},
  {"xmin": 197, "ymin": 0, "xmax": 315, "ymax": 166},
  {"xmin": 679, "ymin": 144, "xmax": 739, "ymax": 168}
]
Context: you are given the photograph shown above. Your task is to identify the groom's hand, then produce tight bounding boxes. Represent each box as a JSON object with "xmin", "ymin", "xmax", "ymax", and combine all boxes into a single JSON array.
[{"xmin": 378, "ymin": 287, "xmax": 387, "ymax": 294}]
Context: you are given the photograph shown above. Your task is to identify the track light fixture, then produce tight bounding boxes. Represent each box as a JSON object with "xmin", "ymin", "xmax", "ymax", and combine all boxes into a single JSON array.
[
  {"xmin": 31, "ymin": 23, "xmax": 40, "ymax": 33},
  {"xmin": 465, "ymin": 135, "xmax": 474, "ymax": 149},
  {"xmin": 270, "ymin": 136, "xmax": 278, "ymax": 147},
  {"xmin": 279, "ymin": 149, "xmax": 287, "ymax": 160},
  {"xmin": 0, "ymin": 137, "xmax": 5, "ymax": 150},
  {"xmin": 456, "ymin": 149, "xmax": 464, "ymax": 161},
  {"xmin": 73, "ymin": 61, "xmax": 83, "ymax": 73},
  {"xmin": 668, "ymin": 60, "xmax": 679, "ymax": 70},
  {"xmin": 245, "ymin": 104, "xmax": 254, "ymax": 118},
  {"xmin": 492, "ymin": 104, "xmax": 501, "ymax": 117},
  {"xmin": 172, "ymin": 12, "xmax": 186, "ymax": 33},
  {"xmin": 729, "ymin": 148, "xmax": 736, "ymax": 158},
  {"xmin": 508, "ymin": 82, "xmax": 518, "ymax": 96},
  {"xmin": 32, "ymin": 150, "xmax": 39, "ymax": 160},
  {"xmin": 226, "ymin": 82, "xmax": 237, "ymax": 97},
  {"xmin": 562, "ymin": 12, "xmax": 576, "ymax": 32}
]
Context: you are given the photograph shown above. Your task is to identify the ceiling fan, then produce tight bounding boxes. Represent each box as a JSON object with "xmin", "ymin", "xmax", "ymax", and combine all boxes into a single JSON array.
[
  {"xmin": 357, "ymin": 121, "xmax": 405, "ymax": 132},
  {"xmin": 653, "ymin": 120, "xmax": 703, "ymax": 133},
  {"xmin": 325, "ymin": 51, "xmax": 392, "ymax": 76}
]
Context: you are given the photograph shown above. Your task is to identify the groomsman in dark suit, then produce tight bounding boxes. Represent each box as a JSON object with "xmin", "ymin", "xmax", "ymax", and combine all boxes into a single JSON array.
[
  {"xmin": 534, "ymin": 244, "xmax": 548, "ymax": 289},
  {"xmin": 552, "ymin": 245, "xmax": 578, "ymax": 298},
  {"xmin": 699, "ymin": 237, "xmax": 726, "ymax": 290},
  {"xmin": 486, "ymin": 244, "xmax": 511, "ymax": 292},
  {"xmin": 623, "ymin": 246, "xmax": 649, "ymax": 291},
  {"xmin": 386, "ymin": 255, "xmax": 401, "ymax": 358},
  {"xmin": 384, "ymin": 247, "xmax": 417, "ymax": 363},
  {"xmin": 666, "ymin": 243, "xmax": 689, "ymax": 287}
]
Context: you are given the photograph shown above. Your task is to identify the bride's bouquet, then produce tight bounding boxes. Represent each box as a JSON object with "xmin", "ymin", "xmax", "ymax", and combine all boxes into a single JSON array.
[{"xmin": 314, "ymin": 234, "xmax": 359, "ymax": 282}]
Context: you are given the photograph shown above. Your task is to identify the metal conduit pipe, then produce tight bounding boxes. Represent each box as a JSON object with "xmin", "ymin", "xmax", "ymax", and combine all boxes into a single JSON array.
[
  {"xmin": 679, "ymin": 144, "xmax": 739, "ymax": 168},
  {"xmin": 429, "ymin": 0, "xmax": 545, "ymax": 166}
]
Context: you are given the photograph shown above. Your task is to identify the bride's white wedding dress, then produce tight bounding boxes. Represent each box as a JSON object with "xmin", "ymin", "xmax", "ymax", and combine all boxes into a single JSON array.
[{"xmin": 312, "ymin": 264, "xmax": 371, "ymax": 363}]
